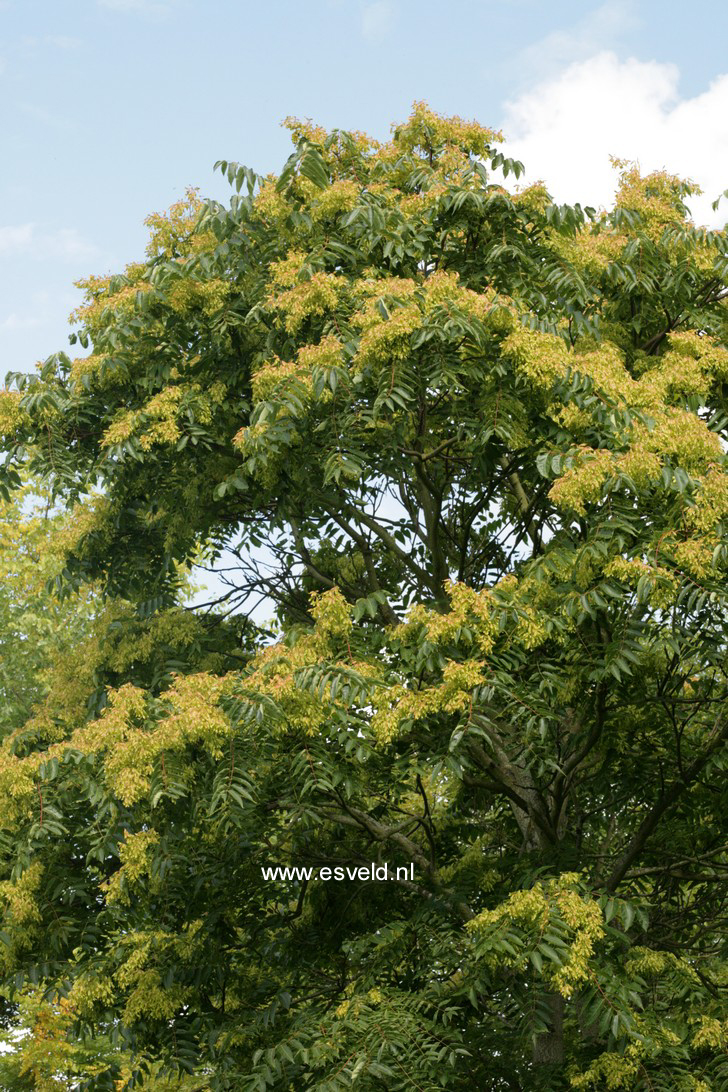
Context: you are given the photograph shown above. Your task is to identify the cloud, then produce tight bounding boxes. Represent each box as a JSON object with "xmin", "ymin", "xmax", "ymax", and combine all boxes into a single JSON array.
[
  {"xmin": 514, "ymin": 0, "xmax": 638, "ymax": 84},
  {"xmin": 0, "ymin": 223, "xmax": 98, "ymax": 262},
  {"xmin": 502, "ymin": 52, "xmax": 728, "ymax": 227},
  {"xmin": 0, "ymin": 225, "xmax": 35, "ymax": 253},
  {"xmin": 361, "ymin": 1, "xmax": 394, "ymax": 40},
  {"xmin": 0, "ymin": 311, "xmax": 44, "ymax": 333},
  {"xmin": 18, "ymin": 101, "xmax": 77, "ymax": 132},
  {"xmin": 21, "ymin": 34, "xmax": 81, "ymax": 49},
  {"xmin": 98, "ymin": 0, "xmax": 174, "ymax": 14},
  {"xmin": 45, "ymin": 35, "xmax": 82, "ymax": 49}
]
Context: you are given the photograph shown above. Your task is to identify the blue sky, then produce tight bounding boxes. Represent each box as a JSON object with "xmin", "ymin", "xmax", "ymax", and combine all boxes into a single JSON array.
[{"xmin": 1, "ymin": 0, "xmax": 728, "ymax": 379}]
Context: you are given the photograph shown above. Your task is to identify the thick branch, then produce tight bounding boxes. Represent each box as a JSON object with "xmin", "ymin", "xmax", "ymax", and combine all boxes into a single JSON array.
[{"xmin": 606, "ymin": 718, "xmax": 727, "ymax": 892}]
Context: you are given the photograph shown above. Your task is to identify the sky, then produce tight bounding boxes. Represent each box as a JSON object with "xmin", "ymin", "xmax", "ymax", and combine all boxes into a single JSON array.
[{"xmin": 1, "ymin": 0, "xmax": 728, "ymax": 382}]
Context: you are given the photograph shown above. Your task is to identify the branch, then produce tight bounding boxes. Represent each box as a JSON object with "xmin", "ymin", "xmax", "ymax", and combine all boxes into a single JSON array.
[{"xmin": 606, "ymin": 717, "xmax": 728, "ymax": 892}]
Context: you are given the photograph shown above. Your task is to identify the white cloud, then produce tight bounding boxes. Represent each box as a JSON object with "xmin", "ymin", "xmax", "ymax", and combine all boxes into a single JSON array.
[
  {"xmin": 0, "ymin": 223, "xmax": 98, "ymax": 261},
  {"xmin": 21, "ymin": 34, "xmax": 81, "ymax": 49},
  {"xmin": 502, "ymin": 52, "xmax": 728, "ymax": 227},
  {"xmin": 98, "ymin": 0, "xmax": 174, "ymax": 14},
  {"xmin": 0, "ymin": 224, "xmax": 35, "ymax": 253},
  {"xmin": 45, "ymin": 35, "xmax": 82, "ymax": 49},
  {"xmin": 514, "ymin": 0, "xmax": 638, "ymax": 84},
  {"xmin": 361, "ymin": 1, "xmax": 394, "ymax": 40},
  {"xmin": 0, "ymin": 312, "xmax": 43, "ymax": 333}
]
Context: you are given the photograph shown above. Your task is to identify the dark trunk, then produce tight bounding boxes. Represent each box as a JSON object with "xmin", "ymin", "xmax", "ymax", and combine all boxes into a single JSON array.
[{"xmin": 533, "ymin": 992, "xmax": 564, "ymax": 1068}]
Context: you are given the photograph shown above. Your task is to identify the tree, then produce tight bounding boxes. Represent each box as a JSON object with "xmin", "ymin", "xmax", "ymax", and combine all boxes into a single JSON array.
[{"xmin": 0, "ymin": 103, "xmax": 726, "ymax": 1090}]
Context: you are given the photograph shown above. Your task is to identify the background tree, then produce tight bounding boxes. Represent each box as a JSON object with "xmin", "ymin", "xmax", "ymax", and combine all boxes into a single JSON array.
[{"xmin": 0, "ymin": 104, "xmax": 726, "ymax": 1090}]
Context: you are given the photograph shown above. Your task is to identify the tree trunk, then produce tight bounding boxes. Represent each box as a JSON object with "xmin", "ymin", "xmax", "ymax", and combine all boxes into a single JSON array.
[{"xmin": 533, "ymin": 992, "xmax": 564, "ymax": 1067}]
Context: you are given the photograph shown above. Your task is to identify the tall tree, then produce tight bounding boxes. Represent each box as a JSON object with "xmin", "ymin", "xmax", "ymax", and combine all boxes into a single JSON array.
[{"xmin": 0, "ymin": 104, "xmax": 726, "ymax": 1090}]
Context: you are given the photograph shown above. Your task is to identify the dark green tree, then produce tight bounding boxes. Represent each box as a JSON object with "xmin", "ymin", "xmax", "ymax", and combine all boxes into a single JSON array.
[{"xmin": 0, "ymin": 104, "xmax": 726, "ymax": 1090}]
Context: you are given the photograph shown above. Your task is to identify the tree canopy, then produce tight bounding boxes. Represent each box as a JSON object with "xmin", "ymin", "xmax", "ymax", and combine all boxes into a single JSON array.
[{"xmin": 0, "ymin": 103, "xmax": 726, "ymax": 1090}]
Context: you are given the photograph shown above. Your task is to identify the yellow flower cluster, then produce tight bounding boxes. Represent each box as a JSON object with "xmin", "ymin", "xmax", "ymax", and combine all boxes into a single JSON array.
[
  {"xmin": 268, "ymin": 270, "xmax": 342, "ymax": 333},
  {"xmin": 104, "ymin": 828, "xmax": 160, "ymax": 905},
  {"xmin": 467, "ymin": 874, "xmax": 604, "ymax": 999},
  {"xmin": 405, "ymin": 580, "xmax": 498, "ymax": 656},
  {"xmin": 691, "ymin": 1016, "xmax": 727, "ymax": 1050},
  {"xmin": 685, "ymin": 466, "xmax": 728, "ymax": 534},
  {"xmin": 371, "ymin": 659, "xmax": 485, "ymax": 744},
  {"xmin": 354, "ymin": 304, "xmax": 421, "ymax": 372},
  {"xmin": 70, "ymin": 265, "xmax": 152, "ymax": 332},
  {"xmin": 0, "ymin": 389, "xmax": 30, "ymax": 438},
  {"xmin": 310, "ymin": 179, "xmax": 360, "ymax": 221},
  {"xmin": 309, "ymin": 587, "xmax": 353, "ymax": 645},
  {"xmin": 669, "ymin": 330, "xmax": 728, "ymax": 379},
  {"xmin": 67, "ymin": 973, "xmax": 115, "ymax": 1018},
  {"xmin": 297, "ymin": 333, "xmax": 345, "ymax": 376},
  {"xmin": 0, "ymin": 861, "xmax": 44, "ymax": 928},
  {"xmin": 673, "ymin": 537, "xmax": 719, "ymax": 580},
  {"xmin": 114, "ymin": 925, "xmax": 204, "ymax": 1022},
  {"xmin": 501, "ymin": 327, "xmax": 569, "ymax": 391},
  {"xmin": 251, "ymin": 356, "xmax": 310, "ymax": 404},
  {"xmin": 253, "ymin": 176, "xmax": 293, "ymax": 227},
  {"xmin": 549, "ymin": 449, "xmax": 613, "ymax": 514},
  {"xmin": 647, "ymin": 409, "xmax": 722, "ymax": 469},
  {"xmin": 69, "ymin": 674, "xmax": 229, "ymax": 806},
  {"xmin": 625, "ymin": 945, "xmax": 699, "ymax": 983},
  {"xmin": 604, "ymin": 557, "xmax": 678, "ymax": 610},
  {"xmin": 389, "ymin": 101, "xmax": 502, "ymax": 160},
  {"xmin": 570, "ymin": 1045, "xmax": 644, "ymax": 1090},
  {"xmin": 614, "ymin": 160, "xmax": 698, "ymax": 239},
  {"xmin": 166, "ymin": 275, "xmax": 228, "ymax": 318},
  {"xmin": 242, "ymin": 590, "xmax": 380, "ymax": 737},
  {"xmin": 144, "ymin": 187, "xmax": 204, "ymax": 259}
]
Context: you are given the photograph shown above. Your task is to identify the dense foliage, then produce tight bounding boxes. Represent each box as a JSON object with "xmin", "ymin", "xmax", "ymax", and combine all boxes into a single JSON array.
[{"xmin": 0, "ymin": 104, "xmax": 726, "ymax": 1090}]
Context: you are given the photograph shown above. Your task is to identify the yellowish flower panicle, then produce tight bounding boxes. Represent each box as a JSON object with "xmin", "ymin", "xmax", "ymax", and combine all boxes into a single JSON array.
[
  {"xmin": 420, "ymin": 269, "xmax": 500, "ymax": 325},
  {"xmin": 66, "ymin": 972, "xmax": 115, "ymax": 1019},
  {"xmin": 371, "ymin": 658, "xmax": 485, "ymax": 744},
  {"xmin": 309, "ymin": 587, "xmax": 353, "ymax": 648},
  {"xmin": 351, "ymin": 275, "xmax": 418, "ymax": 330},
  {"xmin": 549, "ymin": 217, "xmax": 628, "ymax": 275},
  {"xmin": 501, "ymin": 326, "xmax": 569, "ymax": 391},
  {"xmin": 70, "ymin": 260, "xmax": 152, "ymax": 334},
  {"xmin": 625, "ymin": 945, "xmax": 699, "ymax": 984},
  {"xmin": 673, "ymin": 536, "xmax": 718, "ymax": 579},
  {"xmin": 100, "ymin": 382, "xmax": 225, "ymax": 453},
  {"xmin": 251, "ymin": 355, "xmax": 312, "ymax": 404},
  {"xmin": 144, "ymin": 186, "xmax": 204, "ymax": 259},
  {"xmin": 281, "ymin": 116, "xmax": 328, "ymax": 147},
  {"xmin": 0, "ymin": 861, "xmax": 44, "ymax": 928},
  {"xmin": 667, "ymin": 329, "xmax": 728, "ymax": 381},
  {"xmin": 0, "ymin": 389, "xmax": 30, "ymax": 439},
  {"xmin": 604, "ymin": 557, "xmax": 679, "ymax": 610},
  {"xmin": 613, "ymin": 159, "xmax": 700, "ymax": 238},
  {"xmin": 310, "ymin": 178, "xmax": 360, "ymax": 221},
  {"xmin": 390, "ymin": 101, "xmax": 503, "ymax": 161},
  {"xmin": 685, "ymin": 465, "xmax": 728, "ymax": 533},
  {"xmin": 467, "ymin": 874, "xmax": 604, "ymax": 999},
  {"xmin": 354, "ymin": 304, "xmax": 421, "ymax": 373},
  {"xmin": 268, "ymin": 270, "xmax": 343, "ymax": 334},
  {"xmin": 67, "ymin": 674, "xmax": 229, "ymax": 806},
  {"xmin": 103, "ymin": 829, "xmax": 160, "ymax": 906},
  {"xmin": 647, "ymin": 408, "xmax": 722, "ymax": 469},
  {"xmin": 691, "ymin": 1016, "xmax": 727, "ymax": 1050},
  {"xmin": 165, "ymin": 275, "xmax": 228, "ymax": 318},
  {"xmin": 549, "ymin": 448, "xmax": 613, "ymax": 515},
  {"xmin": 253, "ymin": 175, "xmax": 293, "ymax": 228},
  {"xmin": 296, "ymin": 333, "xmax": 346, "ymax": 390},
  {"xmin": 613, "ymin": 444, "xmax": 662, "ymax": 488}
]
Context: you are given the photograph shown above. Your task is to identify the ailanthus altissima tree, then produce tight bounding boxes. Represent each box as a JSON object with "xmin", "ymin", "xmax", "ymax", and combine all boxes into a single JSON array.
[{"xmin": 0, "ymin": 103, "xmax": 726, "ymax": 1090}]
